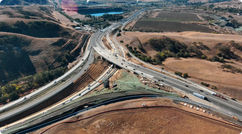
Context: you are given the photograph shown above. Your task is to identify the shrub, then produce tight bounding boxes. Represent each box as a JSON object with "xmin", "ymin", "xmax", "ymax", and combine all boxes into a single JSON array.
[
  {"xmin": 120, "ymin": 40, "xmax": 124, "ymax": 43},
  {"xmin": 217, "ymin": 52, "xmax": 223, "ymax": 57},
  {"xmin": 175, "ymin": 72, "xmax": 183, "ymax": 77},
  {"xmin": 201, "ymin": 82, "xmax": 210, "ymax": 87},
  {"xmin": 201, "ymin": 55, "xmax": 207, "ymax": 59},
  {"xmin": 212, "ymin": 55, "xmax": 219, "ymax": 62},
  {"xmin": 126, "ymin": 52, "xmax": 131, "ymax": 57},
  {"xmin": 183, "ymin": 73, "xmax": 188, "ymax": 78},
  {"xmin": 117, "ymin": 33, "xmax": 121, "ymax": 37}
]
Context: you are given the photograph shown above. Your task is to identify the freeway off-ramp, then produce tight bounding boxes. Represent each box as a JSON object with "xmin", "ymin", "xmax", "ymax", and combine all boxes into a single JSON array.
[
  {"xmin": 1, "ymin": 8, "xmax": 242, "ymax": 133},
  {"xmin": 90, "ymin": 9, "xmax": 242, "ymax": 120}
]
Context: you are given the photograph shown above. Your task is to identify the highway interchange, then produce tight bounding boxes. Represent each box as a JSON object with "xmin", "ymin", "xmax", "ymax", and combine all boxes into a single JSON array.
[
  {"xmin": 1, "ymin": 8, "xmax": 242, "ymax": 133},
  {"xmin": 91, "ymin": 9, "xmax": 242, "ymax": 120}
]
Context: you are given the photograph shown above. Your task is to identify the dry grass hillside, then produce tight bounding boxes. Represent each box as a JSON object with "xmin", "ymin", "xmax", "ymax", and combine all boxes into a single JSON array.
[
  {"xmin": 0, "ymin": 6, "xmax": 88, "ymax": 84},
  {"xmin": 117, "ymin": 31, "xmax": 242, "ymax": 100}
]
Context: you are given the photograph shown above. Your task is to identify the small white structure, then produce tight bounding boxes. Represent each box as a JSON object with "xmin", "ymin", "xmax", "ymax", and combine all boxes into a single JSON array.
[{"xmin": 75, "ymin": 27, "xmax": 81, "ymax": 30}]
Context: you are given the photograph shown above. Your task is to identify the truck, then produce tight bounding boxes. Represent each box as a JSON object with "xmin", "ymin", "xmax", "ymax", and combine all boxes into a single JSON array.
[
  {"xmin": 211, "ymin": 92, "xmax": 228, "ymax": 101},
  {"xmin": 193, "ymin": 92, "xmax": 209, "ymax": 101}
]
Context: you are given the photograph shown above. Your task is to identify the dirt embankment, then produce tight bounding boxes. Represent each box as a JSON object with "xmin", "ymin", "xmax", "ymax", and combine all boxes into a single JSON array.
[
  {"xmin": 117, "ymin": 31, "xmax": 242, "ymax": 100},
  {"xmin": 33, "ymin": 98, "xmax": 242, "ymax": 134}
]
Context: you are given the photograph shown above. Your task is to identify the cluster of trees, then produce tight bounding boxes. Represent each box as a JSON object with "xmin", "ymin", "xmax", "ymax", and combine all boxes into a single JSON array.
[
  {"xmin": 220, "ymin": 64, "xmax": 242, "ymax": 74},
  {"xmin": 148, "ymin": 38, "xmax": 195, "ymax": 62},
  {"xmin": 138, "ymin": 45, "xmax": 146, "ymax": 53},
  {"xmin": 79, "ymin": 17, "xmax": 110, "ymax": 29},
  {"xmin": 201, "ymin": 82, "xmax": 217, "ymax": 90},
  {"xmin": 0, "ymin": 67, "xmax": 67, "ymax": 104},
  {"xmin": 230, "ymin": 40, "xmax": 242, "ymax": 51},
  {"xmin": 117, "ymin": 30, "xmax": 122, "ymax": 37},
  {"xmin": 0, "ymin": 21, "xmax": 62, "ymax": 38},
  {"xmin": 101, "ymin": 14, "xmax": 124, "ymax": 21},
  {"xmin": 154, "ymin": 51, "xmax": 172, "ymax": 64},
  {"xmin": 125, "ymin": 44, "xmax": 156, "ymax": 64},
  {"xmin": 175, "ymin": 72, "xmax": 189, "ymax": 78},
  {"xmin": 76, "ymin": 14, "xmax": 123, "ymax": 29},
  {"xmin": 148, "ymin": 38, "xmax": 188, "ymax": 54},
  {"xmin": 201, "ymin": 82, "xmax": 210, "ymax": 87}
]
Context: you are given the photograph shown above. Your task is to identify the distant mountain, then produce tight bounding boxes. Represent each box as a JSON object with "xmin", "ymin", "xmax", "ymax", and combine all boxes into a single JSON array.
[{"xmin": 0, "ymin": 0, "xmax": 48, "ymax": 5}]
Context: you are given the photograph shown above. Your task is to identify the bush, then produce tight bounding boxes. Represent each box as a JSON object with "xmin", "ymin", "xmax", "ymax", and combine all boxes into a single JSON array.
[
  {"xmin": 183, "ymin": 73, "xmax": 188, "ymax": 78},
  {"xmin": 217, "ymin": 52, "xmax": 223, "ymax": 57},
  {"xmin": 212, "ymin": 55, "xmax": 220, "ymax": 62},
  {"xmin": 211, "ymin": 85, "xmax": 217, "ymax": 90},
  {"xmin": 201, "ymin": 55, "xmax": 207, "ymax": 59},
  {"xmin": 117, "ymin": 33, "xmax": 121, "ymax": 37},
  {"xmin": 120, "ymin": 40, "xmax": 124, "ymax": 43},
  {"xmin": 126, "ymin": 52, "xmax": 131, "ymax": 57},
  {"xmin": 138, "ymin": 45, "xmax": 146, "ymax": 53},
  {"xmin": 175, "ymin": 72, "xmax": 183, "ymax": 77},
  {"xmin": 201, "ymin": 82, "xmax": 210, "ymax": 87}
]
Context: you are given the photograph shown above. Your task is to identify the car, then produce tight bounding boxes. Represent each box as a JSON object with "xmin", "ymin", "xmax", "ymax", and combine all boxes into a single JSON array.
[
  {"xmin": 164, "ymin": 76, "xmax": 166, "ymax": 78},
  {"xmin": 88, "ymin": 85, "xmax": 91, "ymax": 87},
  {"xmin": 141, "ymin": 73, "xmax": 143, "ymax": 75},
  {"xmin": 82, "ymin": 59, "xmax": 84, "ymax": 61},
  {"xmin": 161, "ymin": 80, "xmax": 164, "ymax": 82},
  {"xmin": 200, "ymin": 90, "xmax": 204, "ymax": 92},
  {"xmin": 185, "ymin": 85, "xmax": 188, "ymax": 87},
  {"xmin": 133, "ymin": 68, "xmax": 136, "ymax": 70},
  {"xmin": 126, "ymin": 66, "xmax": 127, "ymax": 67},
  {"xmin": 231, "ymin": 98, "xmax": 237, "ymax": 101},
  {"xmin": 121, "ymin": 63, "xmax": 123, "ymax": 65}
]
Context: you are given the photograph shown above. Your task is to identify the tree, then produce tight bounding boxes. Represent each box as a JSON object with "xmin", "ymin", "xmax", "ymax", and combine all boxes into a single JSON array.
[
  {"xmin": 134, "ymin": 47, "xmax": 137, "ymax": 52},
  {"xmin": 183, "ymin": 73, "xmax": 188, "ymax": 78},
  {"xmin": 201, "ymin": 55, "xmax": 207, "ymax": 59},
  {"xmin": 125, "ymin": 44, "xmax": 129, "ymax": 48},
  {"xmin": 120, "ymin": 40, "xmax": 124, "ymax": 43},
  {"xmin": 217, "ymin": 52, "xmax": 222, "ymax": 57},
  {"xmin": 9, "ymin": 91, "xmax": 19, "ymax": 101},
  {"xmin": 2, "ymin": 84, "xmax": 16, "ymax": 94},
  {"xmin": 219, "ymin": 57, "xmax": 224, "ymax": 62},
  {"xmin": 117, "ymin": 33, "xmax": 121, "ymax": 37},
  {"xmin": 175, "ymin": 72, "xmax": 183, "ymax": 77},
  {"xmin": 212, "ymin": 55, "xmax": 219, "ymax": 62},
  {"xmin": 126, "ymin": 52, "xmax": 131, "ymax": 57}
]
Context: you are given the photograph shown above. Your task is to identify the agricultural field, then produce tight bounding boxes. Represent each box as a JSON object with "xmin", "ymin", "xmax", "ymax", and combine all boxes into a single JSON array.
[
  {"xmin": 132, "ymin": 21, "xmax": 215, "ymax": 33},
  {"xmin": 154, "ymin": 11, "xmax": 202, "ymax": 22}
]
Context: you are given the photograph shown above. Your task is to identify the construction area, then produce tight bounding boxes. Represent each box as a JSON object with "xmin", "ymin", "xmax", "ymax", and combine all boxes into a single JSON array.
[
  {"xmin": 85, "ymin": 69, "xmax": 178, "ymax": 98},
  {"xmin": 33, "ymin": 97, "xmax": 242, "ymax": 134}
]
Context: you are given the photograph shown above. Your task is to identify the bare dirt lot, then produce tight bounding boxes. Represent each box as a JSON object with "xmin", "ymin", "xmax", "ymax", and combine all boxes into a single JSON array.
[{"xmin": 33, "ymin": 98, "xmax": 242, "ymax": 134}]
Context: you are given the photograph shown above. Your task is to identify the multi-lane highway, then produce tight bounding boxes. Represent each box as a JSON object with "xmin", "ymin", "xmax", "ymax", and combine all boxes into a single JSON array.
[
  {"xmin": 1, "ymin": 8, "xmax": 242, "ymax": 133},
  {"xmin": 90, "ymin": 9, "xmax": 242, "ymax": 121}
]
